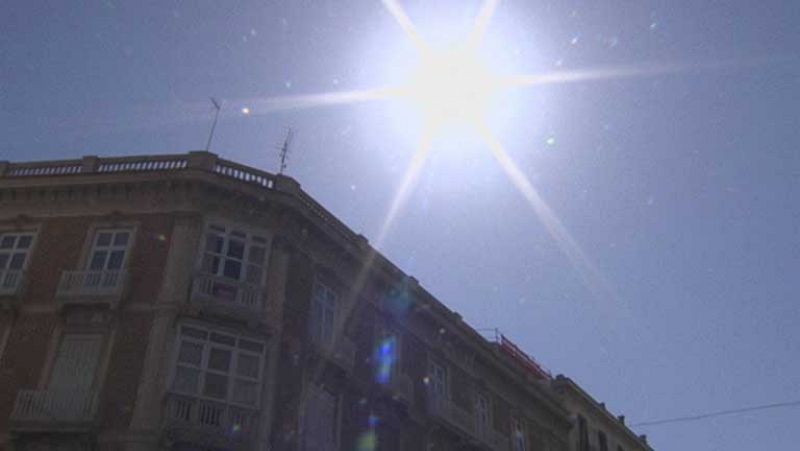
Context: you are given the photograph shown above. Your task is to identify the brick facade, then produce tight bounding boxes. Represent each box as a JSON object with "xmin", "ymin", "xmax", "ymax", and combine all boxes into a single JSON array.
[{"xmin": 0, "ymin": 152, "xmax": 652, "ymax": 451}]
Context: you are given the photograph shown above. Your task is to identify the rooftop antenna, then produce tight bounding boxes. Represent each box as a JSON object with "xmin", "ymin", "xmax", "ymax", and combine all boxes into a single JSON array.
[
  {"xmin": 277, "ymin": 128, "xmax": 294, "ymax": 175},
  {"xmin": 205, "ymin": 97, "xmax": 222, "ymax": 151}
]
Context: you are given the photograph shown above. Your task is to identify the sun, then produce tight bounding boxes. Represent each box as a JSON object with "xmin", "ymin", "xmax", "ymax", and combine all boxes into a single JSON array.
[
  {"xmin": 404, "ymin": 46, "xmax": 498, "ymax": 129},
  {"xmin": 249, "ymin": 0, "xmax": 681, "ymax": 302}
]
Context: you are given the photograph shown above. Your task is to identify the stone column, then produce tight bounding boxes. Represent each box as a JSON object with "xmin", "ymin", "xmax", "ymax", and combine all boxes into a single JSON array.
[{"xmin": 126, "ymin": 215, "xmax": 201, "ymax": 450}]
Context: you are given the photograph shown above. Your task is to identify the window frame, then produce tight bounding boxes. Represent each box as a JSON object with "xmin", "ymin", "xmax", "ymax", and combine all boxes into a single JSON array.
[
  {"xmin": 301, "ymin": 384, "xmax": 341, "ymax": 451},
  {"xmin": 309, "ymin": 278, "xmax": 339, "ymax": 346},
  {"xmin": 169, "ymin": 322, "xmax": 267, "ymax": 409},
  {"xmin": 475, "ymin": 391, "xmax": 492, "ymax": 435},
  {"xmin": 0, "ymin": 230, "xmax": 38, "ymax": 273},
  {"xmin": 197, "ymin": 221, "xmax": 270, "ymax": 287},
  {"xmin": 512, "ymin": 416, "xmax": 527, "ymax": 451},
  {"xmin": 86, "ymin": 228, "xmax": 133, "ymax": 271},
  {"xmin": 428, "ymin": 359, "xmax": 449, "ymax": 400}
]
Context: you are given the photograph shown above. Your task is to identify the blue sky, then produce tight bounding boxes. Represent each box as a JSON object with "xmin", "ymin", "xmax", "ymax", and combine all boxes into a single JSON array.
[{"xmin": 2, "ymin": 1, "xmax": 799, "ymax": 449}]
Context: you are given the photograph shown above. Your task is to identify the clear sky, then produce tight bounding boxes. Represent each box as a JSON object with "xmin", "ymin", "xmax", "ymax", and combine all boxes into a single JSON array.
[{"xmin": 2, "ymin": 1, "xmax": 799, "ymax": 449}]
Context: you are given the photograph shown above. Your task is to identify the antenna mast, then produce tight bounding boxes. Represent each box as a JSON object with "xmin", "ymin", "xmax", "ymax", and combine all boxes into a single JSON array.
[
  {"xmin": 278, "ymin": 128, "xmax": 294, "ymax": 175},
  {"xmin": 205, "ymin": 97, "xmax": 222, "ymax": 151}
]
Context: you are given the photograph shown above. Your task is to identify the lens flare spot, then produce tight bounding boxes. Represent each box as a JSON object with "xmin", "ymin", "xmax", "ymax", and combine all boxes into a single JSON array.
[
  {"xmin": 374, "ymin": 336, "xmax": 398, "ymax": 385},
  {"xmin": 356, "ymin": 430, "xmax": 378, "ymax": 451}
]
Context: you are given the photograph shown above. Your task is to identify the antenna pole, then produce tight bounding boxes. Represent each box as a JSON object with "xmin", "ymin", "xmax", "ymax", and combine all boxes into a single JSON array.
[
  {"xmin": 206, "ymin": 97, "xmax": 222, "ymax": 152},
  {"xmin": 278, "ymin": 128, "xmax": 294, "ymax": 175}
]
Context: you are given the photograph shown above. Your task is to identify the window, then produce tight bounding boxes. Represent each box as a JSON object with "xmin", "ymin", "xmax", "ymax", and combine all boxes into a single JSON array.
[
  {"xmin": 310, "ymin": 280, "xmax": 337, "ymax": 345},
  {"xmin": 88, "ymin": 229, "xmax": 131, "ymax": 271},
  {"xmin": 49, "ymin": 334, "xmax": 104, "ymax": 390},
  {"xmin": 475, "ymin": 392, "xmax": 491, "ymax": 436},
  {"xmin": 303, "ymin": 387, "xmax": 339, "ymax": 451},
  {"xmin": 598, "ymin": 431, "xmax": 608, "ymax": 451},
  {"xmin": 201, "ymin": 225, "xmax": 267, "ymax": 285},
  {"xmin": 429, "ymin": 361, "xmax": 447, "ymax": 399},
  {"xmin": 578, "ymin": 415, "xmax": 589, "ymax": 451},
  {"xmin": 374, "ymin": 324, "xmax": 400, "ymax": 384},
  {"xmin": 171, "ymin": 324, "xmax": 265, "ymax": 408},
  {"xmin": 512, "ymin": 417, "xmax": 527, "ymax": 451},
  {"xmin": 0, "ymin": 231, "xmax": 34, "ymax": 291}
]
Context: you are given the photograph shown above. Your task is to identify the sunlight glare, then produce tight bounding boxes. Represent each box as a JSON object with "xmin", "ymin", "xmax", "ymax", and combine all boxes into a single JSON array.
[
  {"xmin": 476, "ymin": 123, "xmax": 617, "ymax": 302},
  {"xmin": 404, "ymin": 47, "xmax": 498, "ymax": 129}
]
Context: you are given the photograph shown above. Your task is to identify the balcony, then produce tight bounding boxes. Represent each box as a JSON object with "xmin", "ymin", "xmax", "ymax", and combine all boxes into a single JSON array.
[
  {"xmin": 191, "ymin": 273, "xmax": 265, "ymax": 322},
  {"xmin": 384, "ymin": 373, "xmax": 415, "ymax": 405},
  {"xmin": 427, "ymin": 394, "xmax": 476, "ymax": 437},
  {"xmin": 163, "ymin": 393, "xmax": 257, "ymax": 450},
  {"xmin": 476, "ymin": 423, "xmax": 511, "ymax": 451},
  {"xmin": 10, "ymin": 389, "xmax": 98, "ymax": 431},
  {"xmin": 56, "ymin": 270, "xmax": 127, "ymax": 308},
  {"xmin": 0, "ymin": 270, "xmax": 25, "ymax": 297},
  {"xmin": 313, "ymin": 337, "xmax": 357, "ymax": 372}
]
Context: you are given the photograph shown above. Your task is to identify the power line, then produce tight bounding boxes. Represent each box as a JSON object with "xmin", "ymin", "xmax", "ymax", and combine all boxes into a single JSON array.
[{"xmin": 632, "ymin": 399, "xmax": 800, "ymax": 428}]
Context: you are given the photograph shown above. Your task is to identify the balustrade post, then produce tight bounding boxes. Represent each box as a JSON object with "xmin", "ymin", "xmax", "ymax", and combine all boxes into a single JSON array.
[
  {"xmin": 81, "ymin": 155, "xmax": 99, "ymax": 173},
  {"xmin": 187, "ymin": 151, "xmax": 218, "ymax": 172},
  {"xmin": 0, "ymin": 161, "xmax": 8, "ymax": 177}
]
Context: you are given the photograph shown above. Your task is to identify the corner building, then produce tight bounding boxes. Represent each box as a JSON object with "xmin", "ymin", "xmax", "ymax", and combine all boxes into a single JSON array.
[{"xmin": 0, "ymin": 152, "xmax": 650, "ymax": 451}]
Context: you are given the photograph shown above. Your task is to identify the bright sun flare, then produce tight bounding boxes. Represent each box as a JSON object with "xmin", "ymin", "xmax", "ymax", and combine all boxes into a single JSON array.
[
  {"xmin": 405, "ymin": 47, "xmax": 497, "ymax": 128},
  {"xmin": 249, "ymin": 0, "xmax": 689, "ymax": 302}
]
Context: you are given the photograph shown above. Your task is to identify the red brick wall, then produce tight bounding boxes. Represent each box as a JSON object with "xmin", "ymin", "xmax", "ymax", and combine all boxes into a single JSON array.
[
  {"xmin": 0, "ymin": 313, "xmax": 59, "ymax": 430},
  {"xmin": 99, "ymin": 311, "xmax": 154, "ymax": 430}
]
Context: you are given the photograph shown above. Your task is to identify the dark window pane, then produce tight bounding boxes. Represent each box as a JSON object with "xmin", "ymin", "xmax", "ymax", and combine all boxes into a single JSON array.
[
  {"xmin": 208, "ymin": 348, "xmax": 231, "ymax": 371},
  {"xmin": 9, "ymin": 253, "xmax": 26, "ymax": 270},
  {"xmin": 178, "ymin": 341, "xmax": 203, "ymax": 365},
  {"xmin": 96, "ymin": 232, "xmax": 112, "ymax": 246},
  {"xmin": 16, "ymin": 235, "xmax": 33, "ymax": 249},
  {"xmin": 203, "ymin": 373, "xmax": 228, "ymax": 399},
  {"xmin": 0, "ymin": 254, "xmax": 9, "ymax": 269},
  {"xmin": 0, "ymin": 236, "xmax": 15, "ymax": 249},
  {"xmin": 206, "ymin": 233, "xmax": 224, "ymax": 254},
  {"xmin": 227, "ymin": 240, "xmax": 244, "ymax": 259},
  {"xmin": 113, "ymin": 232, "xmax": 130, "ymax": 246},
  {"xmin": 89, "ymin": 251, "xmax": 107, "ymax": 270},
  {"xmin": 236, "ymin": 354, "xmax": 259, "ymax": 378},
  {"xmin": 223, "ymin": 259, "xmax": 242, "ymax": 279},
  {"xmin": 173, "ymin": 367, "xmax": 200, "ymax": 394},
  {"xmin": 107, "ymin": 250, "xmax": 125, "ymax": 270}
]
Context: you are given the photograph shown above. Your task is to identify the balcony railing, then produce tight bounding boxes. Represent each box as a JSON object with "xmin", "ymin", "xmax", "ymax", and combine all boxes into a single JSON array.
[
  {"xmin": 0, "ymin": 270, "xmax": 25, "ymax": 297},
  {"xmin": 313, "ymin": 337, "xmax": 357, "ymax": 371},
  {"xmin": 2, "ymin": 152, "xmax": 360, "ymax": 257},
  {"xmin": 56, "ymin": 270, "xmax": 127, "ymax": 307},
  {"xmin": 10, "ymin": 389, "xmax": 97, "ymax": 429},
  {"xmin": 427, "ymin": 394, "xmax": 476, "ymax": 436},
  {"xmin": 164, "ymin": 393, "xmax": 257, "ymax": 447},
  {"xmin": 191, "ymin": 273, "xmax": 265, "ymax": 320}
]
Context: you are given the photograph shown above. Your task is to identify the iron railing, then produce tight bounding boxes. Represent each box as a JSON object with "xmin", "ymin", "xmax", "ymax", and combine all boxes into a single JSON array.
[
  {"xmin": 10, "ymin": 389, "xmax": 97, "ymax": 426},
  {"xmin": 427, "ymin": 393, "xmax": 476, "ymax": 436},
  {"xmin": 191, "ymin": 273, "xmax": 265, "ymax": 317},
  {"xmin": 164, "ymin": 393, "xmax": 257, "ymax": 442},
  {"xmin": 56, "ymin": 270, "xmax": 127, "ymax": 307},
  {"xmin": 0, "ymin": 270, "xmax": 24, "ymax": 297}
]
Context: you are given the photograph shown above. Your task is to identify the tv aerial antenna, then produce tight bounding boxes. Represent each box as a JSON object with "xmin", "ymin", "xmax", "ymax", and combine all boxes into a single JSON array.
[
  {"xmin": 277, "ymin": 128, "xmax": 294, "ymax": 175},
  {"xmin": 205, "ymin": 97, "xmax": 222, "ymax": 151}
]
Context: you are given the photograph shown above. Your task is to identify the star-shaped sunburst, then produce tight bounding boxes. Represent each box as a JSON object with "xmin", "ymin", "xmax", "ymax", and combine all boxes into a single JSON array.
[{"xmin": 252, "ymin": 0, "xmax": 693, "ymax": 298}]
